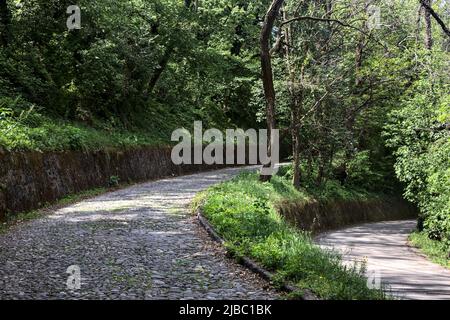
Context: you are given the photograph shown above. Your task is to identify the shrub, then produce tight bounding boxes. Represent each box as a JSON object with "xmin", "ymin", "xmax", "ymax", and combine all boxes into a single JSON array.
[{"xmin": 346, "ymin": 151, "xmax": 384, "ymax": 190}]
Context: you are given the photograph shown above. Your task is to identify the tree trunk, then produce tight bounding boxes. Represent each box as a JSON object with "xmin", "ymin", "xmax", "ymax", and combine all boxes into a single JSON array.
[
  {"xmin": 283, "ymin": 9, "xmax": 303, "ymax": 189},
  {"xmin": 325, "ymin": 0, "xmax": 332, "ymax": 15},
  {"xmin": 354, "ymin": 38, "xmax": 364, "ymax": 87},
  {"xmin": 260, "ymin": 0, "xmax": 285, "ymax": 182},
  {"xmin": 0, "ymin": 0, "xmax": 11, "ymax": 47},
  {"xmin": 145, "ymin": 0, "xmax": 195, "ymax": 97},
  {"xmin": 316, "ymin": 153, "xmax": 325, "ymax": 185},
  {"xmin": 184, "ymin": 0, "xmax": 199, "ymax": 11},
  {"xmin": 144, "ymin": 44, "xmax": 174, "ymax": 97},
  {"xmin": 423, "ymin": 0, "xmax": 433, "ymax": 50},
  {"xmin": 307, "ymin": 153, "xmax": 313, "ymax": 180},
  {"xmin": 420, "ymin": 0, "xmax": 450, "ymax": 40},
  {"xmin": 291, "ymin": 105, "xmax": 302, "ymax": 188},
  {"xmin": 346, "ymin": 16, "xmax": 368, "ymax": 168},
  {"xmin": 354, "ymin": 7, "xmax": 368, "ymax": 89}
]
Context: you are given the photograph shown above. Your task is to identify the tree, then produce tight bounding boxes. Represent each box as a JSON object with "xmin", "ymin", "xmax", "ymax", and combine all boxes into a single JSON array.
[
  {"xmin": 282, "ymin": 8, "xmax": 303, "ymax": 189},
  {"xmin": 260, "ymin": 0, "xmax": 285, "ymax": 182},
  {"xmin": 420, "ymin": 0, "xmax": 450, "ymax": 39},
  {"xmin": 422, "ymin": 0, "xmax": 433, "ymax": 49}
]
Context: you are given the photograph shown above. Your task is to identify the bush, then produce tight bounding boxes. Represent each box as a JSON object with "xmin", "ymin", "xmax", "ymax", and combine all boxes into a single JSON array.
[
  {"xmin": 421, "ymin": 139, "xmax": 450, "ymax": 247},
  {"xmin": 346, "ymin": 151, "xmax": 384, "ymax": 190},
  {"xmin": 385, "ymin": 75, "xmax": 450, "ymax": 251}
]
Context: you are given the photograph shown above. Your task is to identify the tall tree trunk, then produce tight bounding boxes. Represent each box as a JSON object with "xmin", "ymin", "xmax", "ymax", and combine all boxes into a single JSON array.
[
  {"xmin": 0, "ymin": 0, "xmax": 11, "ymax": 47},
  {"xmin": 184, "ymin": 0, "xmax": 199, "ymax": 11},
  {"xmin": 354, "ymin": 38, "xmax": 364, "ymax": 87},
  {"xmin": 420, "ymin": 0, "xmax": 450, "ymax": 40},
  {"xmin": 325, "ymin": 0, "xmax": 332, "ymax": 15},
  {"xmin": 354, "ymin": 2, "xmax": 369, "ymax": 89},
  {"xmin": 260, "ymin": 0, "xmax": 285, "ymax": 182},
  {"xmin": 144, "ymin": 43, "xmax": 174, "ymax": 97},
  {"xmin": 145, "ymin": 0, "xmax": 195, "ymax": 97},
  {"xmin": 423, "ymin": 0, "xmax": 433, "ymax": 50},
  {"xmin": 316, "ymin": 152, "xmax": 325, "ymax": 185},
  {"xmin": 345, "ymin": 13, "xmax": 369, "ymax": 173},
  {"xmin": 283, "ymin": 9, "xmax": 303, "ymax": 189},
  {"xmin": 291, "ymin": 99, "xmax": 302, "ymax": 188}
]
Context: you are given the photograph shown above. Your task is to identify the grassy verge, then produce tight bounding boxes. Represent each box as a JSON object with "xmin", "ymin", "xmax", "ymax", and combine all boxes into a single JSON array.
[
  {"xmin": 194, "ymin": 172, "xmax": 387, "ymax": 300},
  {"xmin": 0, "ymin": 187, "xmax": 108, "ymax": 233},
  {"xmin": 0, "ymin": 98, "xmax": 227, "ymax": 152},
  {"xmin": 0, "ymin": 114, "xmax": 168, "ymax": 152},
  {"xmin": 409, "ymin": 232, "xmax": 450, "ymax": 268}
]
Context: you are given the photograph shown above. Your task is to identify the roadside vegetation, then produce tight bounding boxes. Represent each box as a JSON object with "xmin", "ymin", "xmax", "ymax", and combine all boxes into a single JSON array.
[
  {"xmin": 195, "ymin": 170, "xmax": 388, "ymax": 300},
  {"xmin": 409, "ymin": 232, "xmax": 450, "ymax": 269},
  {"xmin": 0, "ymin": 107, "xmax": 166, "ymax": 151}
]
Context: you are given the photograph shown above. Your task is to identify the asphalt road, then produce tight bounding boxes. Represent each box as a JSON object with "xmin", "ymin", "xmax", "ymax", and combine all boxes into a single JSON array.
[{"xmin": 316, "ymin": 220, "xmax": 450, "ymax": 300}]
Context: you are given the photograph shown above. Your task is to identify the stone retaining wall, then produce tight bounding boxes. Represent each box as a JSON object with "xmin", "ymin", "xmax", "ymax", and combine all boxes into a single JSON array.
[
  {"xmin": 278, "ymin": 197, "xmax": 418, "ymax": 235},
  {"xmin": 0, "ymin": 147, "xmax": 231, "ymax": 220}
]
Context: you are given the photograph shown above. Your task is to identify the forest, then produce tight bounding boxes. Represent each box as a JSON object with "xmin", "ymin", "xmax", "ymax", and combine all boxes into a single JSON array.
[{"xmin": 0, "ymin": 0, "xmax": 449, "ymax": 295}]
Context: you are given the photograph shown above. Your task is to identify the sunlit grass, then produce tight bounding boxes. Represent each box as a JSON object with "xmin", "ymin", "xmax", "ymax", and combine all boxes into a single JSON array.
[
  {"xmin": 409, "ymin": 232, "xmax": 450, "ymax": 269},
  {"xmin": 196, "ymin": 172, "xmax": 387, "ymax": 300}
]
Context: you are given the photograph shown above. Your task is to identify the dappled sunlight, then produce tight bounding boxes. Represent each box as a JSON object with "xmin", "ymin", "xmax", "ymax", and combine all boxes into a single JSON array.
[
  {"xmin": 45, "ymin": 167, "xmax": 257, "ymax": 223},
  {"xmin": 317, "ymin": 220, "xmax": 450, "ymax": 300},
  {"xmin": 0, "ymin": 167, "xmax": 283, "ymax": 300}
]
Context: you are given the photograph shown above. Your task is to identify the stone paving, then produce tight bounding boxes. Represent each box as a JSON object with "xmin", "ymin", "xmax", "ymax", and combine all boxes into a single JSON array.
[{"xmin": 0, "ymin": 167, "xmax": 280, "ymax": 300}]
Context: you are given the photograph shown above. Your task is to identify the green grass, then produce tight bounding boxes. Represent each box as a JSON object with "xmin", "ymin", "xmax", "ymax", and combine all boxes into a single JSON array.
[
  {"xmin": 195, "ymin": 172, "xmax": 387, "ymax": 300},
  {"xmin": 0, "ymin": 115, "xmax": 168, "ymax": 152},
  {"xmin": 0, "ymin": 95, "xmax": 203, "ymax": 152},
  {"xmin": 409, "ymin": 232, "xmax": 450, "ymax": 268},
  {"xmin": 274, "ymin": 164, "xmax": 381, "ymax": 202},
  {"xmin": 0, "ymin": 97, "xmax": 230, "ymax": 152},
  {"xmin": 0, "ymin": 187, "xmax": 107, "ymax": 233}
]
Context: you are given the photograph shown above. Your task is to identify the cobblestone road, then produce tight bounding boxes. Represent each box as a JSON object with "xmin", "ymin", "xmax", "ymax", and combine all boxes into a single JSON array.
[{"xmin": 0, "ymin": 167, "xmax": 280, "ymax": 300}]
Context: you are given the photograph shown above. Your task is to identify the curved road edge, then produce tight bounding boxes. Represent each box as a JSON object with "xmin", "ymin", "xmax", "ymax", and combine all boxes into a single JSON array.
[{"xmin": 315, "ymin": 220, "xmax": 450, "ymax": 300}]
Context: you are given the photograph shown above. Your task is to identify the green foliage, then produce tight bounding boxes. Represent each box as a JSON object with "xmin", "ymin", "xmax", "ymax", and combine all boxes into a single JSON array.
[
  {"xmin": 0, "ymin": 108, "xmax": 164, "ymax": 151},
  {"xmin": 1, "ymin": 0, "xmax": 449, "ymax": 258},
  {"xmin": 109, "ymin": 175, "xmax": 120, "ymax": 187},
  {"xmin": 409, "ymin": 232, "xmax": 450, "ymax": 268},
  {"xmin": 384, "ymin": 53, "xmax": 450, "ymax": 249},
  {"xmin": 266, "ymin": 0, "xmax": 450, "ymax": 251},
  {"xmin": 198, "ymin": 172, "xmax": 387, "ymax": 299},
  {"xmin": 278, "ymin": 164, "xmax": 377, "ymax": 201},
  {"xmin": 0, "ymin": 0, "xmax": 264, "ymax": 151},
  {"xmin": 346, "ymin": 151, "xmax": 384, "ymax": 190}
]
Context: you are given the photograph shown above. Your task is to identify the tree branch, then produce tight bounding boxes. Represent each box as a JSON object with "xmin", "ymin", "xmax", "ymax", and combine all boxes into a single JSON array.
[
  {"xmin": 270, "ymin": 32, "xmax": 284, "ymax": 56},
  {"xmin": 420, "ymin": 0, "xmax": 450, "ymax": 38},
  {"xmin": 280, "ymin": 16, "xmax": 388, "ymax": 50}
]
